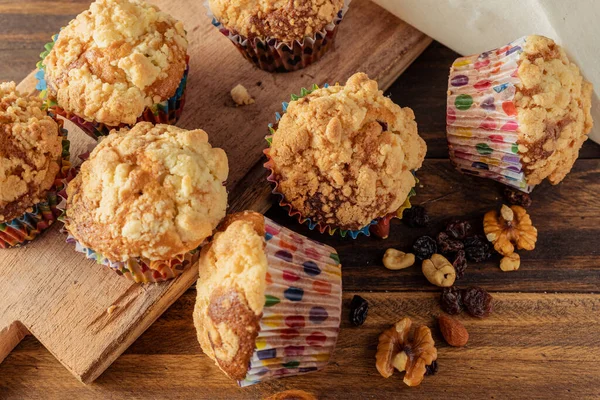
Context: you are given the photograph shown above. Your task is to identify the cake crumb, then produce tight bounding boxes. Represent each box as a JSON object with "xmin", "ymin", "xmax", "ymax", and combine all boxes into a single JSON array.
[
  {"xmin": 230, "ymin": 84, "xmax": 255, "ymax": 106},
  {"xmin": 107, "ymin": 305, "xmax": 118, "ymax": 315}
]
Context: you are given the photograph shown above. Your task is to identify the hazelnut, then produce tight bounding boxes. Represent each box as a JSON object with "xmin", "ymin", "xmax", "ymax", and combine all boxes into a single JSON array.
[
  {"xmin": 383, "ymin": 249, "xmax": 415, "ymax": 270},
  {"xmin": 484, "ymin": 205, "xmax": 537, "ymax": 256},
  {"xmin": 375, "ymin": 317, "xmax": 438, "ymax": 387},
  {"xmin": 500, "ymin": 252, "xmax": 520, "ymax": 271},
  {"xmin": 422, "ymin": 254, "xmax": 456, "ymax": 287}
]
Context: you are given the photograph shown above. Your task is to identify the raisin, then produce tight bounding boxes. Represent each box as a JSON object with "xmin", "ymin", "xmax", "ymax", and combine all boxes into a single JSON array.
[
  {"xmin": 437, "ymin": 231, "xmax": 464, "ymax": 254},
  {"xmin": 452, "ymin": 250, "xmax": 467, "ymax": 279},
  {"xmin": 462, "ymin": 287, "xmax": 493, "ymax": 318},
  {"xmin": 504, "ymin": 187, "xmax": 532, "ymax": 208},
  {"xmin": 445, "ymin": 220, "xmax": 472, "ymax": 240},
  {"xmin": 412, "ymin": 236, "xmax": 437, "ymax": 261},
  {"xmin": 425, "ymin": 360, "xmax": 438, "ymax": 376},
  {"xmin": 402, "ymin": 205, "xmax": 430, "ymax": 227},
  {"xmin": 349, "ymin": 295, "xmax": 369, "ymax": 326},
  {"xmin": 440, "ymin": 287, "xmax": 463, "ymax": 315},
  {"xmin": 464, "ymin": 235, "xmax": 492, "ymax": 262}
]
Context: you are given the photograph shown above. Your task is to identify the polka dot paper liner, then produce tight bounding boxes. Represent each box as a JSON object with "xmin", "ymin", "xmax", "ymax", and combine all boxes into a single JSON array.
[
  {"xmin": 239, "ymin": 216, "xmax": 342, "ymax": 387},
  {"xmin": 0, "ymin": 117, "xmax": 74, "ymax": 248},
  {"xmin": 264, "ymin": 84, "xmax": 418, "ymax": 239},
  {"xmin": 35, "ymin": 34, "xmax": 189, "ymax": 140},
  {"xmin": 204, "ymin": 0, "xmax": 351, "ymax": 73},
  {"xmin": 447, "ymin": 36, "xmax": 535, "ymax": 193}
]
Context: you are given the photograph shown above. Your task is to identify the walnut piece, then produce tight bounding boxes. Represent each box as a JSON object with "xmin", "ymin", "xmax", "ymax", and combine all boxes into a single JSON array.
[
  {"xmin": 500, "ymin": 253, "xmax": 521, "ymax": 271},
  {"xmin": 383, "ymin": 249, "xmax": 415, "ymax": 270},
  {"xmin": 375, "ymin": 317, "xmax": 438, "ymax": 387},
  {"xmin": 422, "ymin": 254, "xmax": 456, "ymax": 287},
  {"xmin": 484, "ymin": 205, "xmax": 537, "ymax": 256}
]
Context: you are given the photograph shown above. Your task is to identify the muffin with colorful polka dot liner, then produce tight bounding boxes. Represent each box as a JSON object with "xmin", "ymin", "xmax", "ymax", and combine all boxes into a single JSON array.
[
  {"xmin": 193, "ymin": 211, "xmax": 342, "ymax": 386},
  {"xmin": 447, "ymin": 35, "xmax": 593, "ymax": 192}
]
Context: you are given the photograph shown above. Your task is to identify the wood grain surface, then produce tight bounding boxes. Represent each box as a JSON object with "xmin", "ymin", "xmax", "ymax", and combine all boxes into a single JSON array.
[{"xmin": 2, "ymin": 1, "xmax": 600, "ymax": 399}]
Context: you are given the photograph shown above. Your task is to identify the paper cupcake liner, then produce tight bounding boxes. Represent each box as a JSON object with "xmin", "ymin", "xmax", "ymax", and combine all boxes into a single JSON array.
[
  {"xmin": 446, "ymin": 36, "xmax": 535, "ymax": 193},
  {"xmin": 36, "ymin": 34, "xmax": 189, "ymax": 140},
  {"xmin": 239, "ymin": 217, "xmax": 342, "ymax": 386},
  {"xmin": 0, "ymin": 118, "xmax": 73, "ymax": 248},
  {"xmin": 205, "ymin": 0, "xmax": 350, "ymax": 73},
  {"xmin": 264, "ymin": 84, "xmax": 418, "ymax": 239}
]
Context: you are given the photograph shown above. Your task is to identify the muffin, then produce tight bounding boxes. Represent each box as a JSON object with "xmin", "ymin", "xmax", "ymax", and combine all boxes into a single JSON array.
[
  {"xmin": 447, "ymin": 35, "xmax": 593, "ymax": 192},
  {"xmin": 264, "ymin": 72, "xmax": 427, "ymax": 238},
  {"xmin": 63, "ymin": 122, "xmax": 228, "ymax": 282},
  {"xmin": 206, "ymin": 0, "xmax": 350, "ymax": 72},
  {"xmin": 37, "ymin": 0, "xmax": 189, "ymax": 140},
  {"xmin": 0, "ymin": 82, "xmax": 70, "ymax": 248},
  {"xmin": 194, "ymin": 211, "xmax": 342, "ymax": 386}
]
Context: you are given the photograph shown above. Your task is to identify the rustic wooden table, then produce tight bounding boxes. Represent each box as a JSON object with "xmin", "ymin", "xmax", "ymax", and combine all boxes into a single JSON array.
[{"xmin": 1, "ymin": 2, "xmax": 600, "ymax": 399}]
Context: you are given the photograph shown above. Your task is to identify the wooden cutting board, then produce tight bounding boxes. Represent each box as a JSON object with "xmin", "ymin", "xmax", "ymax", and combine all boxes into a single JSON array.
[{"xmin": 0, "ymin": 0, "xmax": 431, "ymax": 384}]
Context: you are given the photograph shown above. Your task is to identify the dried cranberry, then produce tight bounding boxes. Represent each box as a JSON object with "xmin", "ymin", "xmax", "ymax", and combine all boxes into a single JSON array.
[
  {"xmin": 452, "ymin": 250, "xmax": 467, "ymax": 279},
  {"xmin": 437, "ymin": 231, "xmax": 464, "ymax": 254},
  {"xmin": 412, "ymin": 236, "xmax": 437, "ymax": 261},
  {"xmin": 425, "ymin": 360, "xmax": 438, "ymax": 376},
  {"xmin": 464, "ymin": 235, "xmax": 492, "ymax": 262},
  {"xmin": 440, "ymin": 287, "xmax": 463, "ymax": 315},
  {"xmin": 445, "ymin": 220, "xmax": 472, "ymax": 240},
  {"xmin": 504, "ymin": 187, "xmax": 532, "ymax": 208},
  {"xmin": 462, "ymin": 287, "xmax": 493, "ymax": 318},
  {"xmin": 402, "ymin": 205, "xmax": 430, "ymax": 227},
  {"xmin": 349, "ymin": 295, "xmax": 369, "ymax": 326}
]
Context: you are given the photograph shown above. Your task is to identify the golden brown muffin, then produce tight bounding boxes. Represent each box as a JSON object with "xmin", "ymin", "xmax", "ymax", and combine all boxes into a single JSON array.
[
  {"xmin": 193, "ymin": 211, "xmax": 268, "ymax": 380},
  {"xmin": 65, "ymin": 122, "xmax": 228, "ymax": 262},
  {"xmin": 268, "ymin": 72, "xmax": 427, "ymax": 231},
  {"xmin": 515, "ymin": 35, "xmax": 593, "ymax": 185},
  {"xmin": 208, "ymin": 0, "xmax": 344, "ymax": 42},
  {"xmin": 0, "ymin": 82, "xmax": 62, "ymax": 222},
  {"xmin": 42, "ymin": 0, "xmax": 188, "ymax": 126}
]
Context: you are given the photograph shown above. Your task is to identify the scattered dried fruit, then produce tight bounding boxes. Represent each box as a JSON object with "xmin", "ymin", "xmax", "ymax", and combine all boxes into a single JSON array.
[
  {"xmin": 375, "ymin": 317, "xmax": 438, "ymax": 387},
  {"xmin": 422, "ymin": 254, "xmax": 456, "ymax": 287},
  {"xmin": 445, "ymin": 220, "xmax": 472, "ymax": 240},
  {"xmin": 484, "ymin": 205, "xmax": 537, "ymax": 256},
  {"xmin": 413, "ymin": 236, "xmax": 437, "ymax": 261},
  {"xmin": 504, "ymin": 187, "xmax": 532, "ymax": 208},
  {"xmin": 464, "ymin": 235, "xmax": 492, "ymax": 262},
  {"xmin": 462, "ymin": 287, "xmax": 493, "ymax": 318},
  {"xmin": 349, "ymin": 295, "xmax": 369, "ymax": 326},
  {"xmin": 438, "ymin": 315, "xmax": 469, "ymax": 347},
  {"xmin": 402, "ymin": 205, "xmax": 430, "ymax": 227},
  {"xmin": 424, "ymin": 360, "xmax": 438, "ymax": 376},
  {"xmin": 437, "ymin": 231, "xmax": 464, "ymax": 254},
  {"xmin": 440, "ymin": 287, "xmax": 463, "ymax": 315},
  {"xmin": 500, "ymin": 253, "xmax": 520, "ymax": 271},
  {"xmin": 383, "ymin": 249, "xmax": 416, "ymax": 270},
  {"xmin": 452, "ymin": 250, "xmax": 467, "ymax": 279}
]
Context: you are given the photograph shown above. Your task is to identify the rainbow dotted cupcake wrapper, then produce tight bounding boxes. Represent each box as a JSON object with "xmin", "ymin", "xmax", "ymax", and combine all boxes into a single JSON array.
[
  {"xmin": 205, "ymin": 0, "xmax": 350, "ymax": 73},
  {"xmin": 0, "ymin": 118, "xmax": 72, "ymax": 248},
  {"xmin": 35, "ymin": 34, "xmax": 189, "ymax": 140},
  {"xmin": 239, "ymin": 217, "xmax": 342, "ymax": 387},
  {"xmin": 446, "ymin": 36, "xmax": 534, "ymax": 193}
]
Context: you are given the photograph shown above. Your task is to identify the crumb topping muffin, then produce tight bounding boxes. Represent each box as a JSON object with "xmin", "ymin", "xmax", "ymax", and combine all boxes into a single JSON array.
[
  {"xmin": 42, "ymin": 0, "xmax": 188, "ymax": 126},
  {"xmin": 515, "ymin": 35, "xmax": 593, "ymax": 185},
  {"xmin": 194, "ymin": 211, "xmax": 267, "ymax": 380},
  {"xmin": 269, "ymin": 72, "xmax": 427, "ymax": 231},
  {"xmin": 208, "ymin": 0, "xmax": 344, "ymax": 42},
  {"xmin": 0, "ymin": 82, "xmax": 62, "ymax": 222},
  {"xmin": 65, "ymin": 122, "xmax": 228, "ymax": 262}
]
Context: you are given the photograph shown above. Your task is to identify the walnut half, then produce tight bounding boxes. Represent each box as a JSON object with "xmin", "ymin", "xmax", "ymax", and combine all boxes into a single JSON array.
[
  {"xmin": 375, "ymin": 317, "xmax": 438, "ymax": 387},
  {"xmin": 484, "ymin": 205, "xmax": 537, "ymax": 256}
]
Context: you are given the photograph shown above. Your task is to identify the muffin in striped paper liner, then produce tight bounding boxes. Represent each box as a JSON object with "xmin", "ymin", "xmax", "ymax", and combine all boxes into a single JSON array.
[
  {"xmin": 447, "ymin": 35, "xmax": 593, "ymax": 193},
  {"xmin": 205, "ymin": 0, "xmax": 351, "ymax": 73},
  {"xmin": 193, "ymin": 211, "xmax": 342, "ymax": 386}
]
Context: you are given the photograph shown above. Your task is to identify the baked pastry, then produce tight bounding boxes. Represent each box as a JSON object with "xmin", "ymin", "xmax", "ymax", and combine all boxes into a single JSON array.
[
  {"xmin": 63, "ymin": 122, "xmax": 228, "ymax": 282},
  {"xmin": 265, "ymin": 72, "xmax": 427, "ymax": 238},
  {"xmin": 38, "ymin": 0, "xmax": 189, "ymax": 139},
  {"xmin": 0, "ymin": 82, "xmax": 69, "ymax": 248},
  {"xmin": 447, "ymin": 35, "xmax": 593, "ymax": 192},
  {"xmin": 206, "ymin": 0, "xmax": 350, "ymax": 72},
  {"xmin": 193, "ymin": 211, "xmax": 342, "ymax": 386}
]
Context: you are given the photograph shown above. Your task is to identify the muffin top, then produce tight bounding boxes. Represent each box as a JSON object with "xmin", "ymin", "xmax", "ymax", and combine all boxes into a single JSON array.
[
  {"xmin": 42, "ymin": 0, "xmax": 188, "ymax": 126},
  {"xmin": 516, "ymin": 35, "xmax": 593, "ymax": 185},
  {"xmin": 65, "ymin": 122, "xmax": 228, "ymax": 262},
  {"xmin": 208, "ymin": 0, "xmax": 344, "ymax": 42},
  {"xmin": 268, "ymin": 72, "xmax": 427, "ymax": 231},
  {"xmin": 0, "ymin": 82, "xmax": 62, "ymax": 222},
  {"xmin": 193, "ymin": 211, "xmax": 267, "ymax": 381}
]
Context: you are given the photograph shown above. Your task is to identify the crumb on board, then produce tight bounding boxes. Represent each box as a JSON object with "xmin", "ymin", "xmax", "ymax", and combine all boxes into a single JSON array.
[
  {"xmin": 230, "ymin": 84, "xmax": 255, "ymax": 106},
  {"xmin": 107, "ymin": 305, "xmax": 118, "ymax": 315}
]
